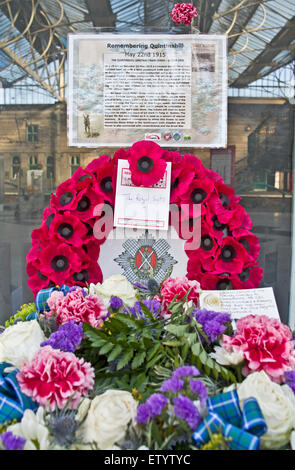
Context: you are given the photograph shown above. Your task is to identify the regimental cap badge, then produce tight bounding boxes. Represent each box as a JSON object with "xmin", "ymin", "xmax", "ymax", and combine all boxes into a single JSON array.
[{"xmin": 115, "ymin": 231, "xmax": 177, "ymax": 284}]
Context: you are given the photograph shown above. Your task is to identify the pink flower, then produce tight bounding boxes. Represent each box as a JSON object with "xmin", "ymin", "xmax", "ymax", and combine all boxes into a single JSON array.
[
  {"xmin": 222, "ymin": 315, "xmax": 295, "ymax": 383},
  {"xmin": 49, "ymin": 288, "xmax": 108, "ymax": 328},
  {"xmin": 158, "ymin": 276, "xmax": 200, "ymax": 312},
  {"xmin": 170, "ymin": 3, "xmax": 198, "ymax": 26},
  {"xmin": 128, "ymin": 140, "xmax": 167, "ymax": 187},
  {"xmin": 17, "ymin": 346, "xmax": 94, "ymax": 411}
]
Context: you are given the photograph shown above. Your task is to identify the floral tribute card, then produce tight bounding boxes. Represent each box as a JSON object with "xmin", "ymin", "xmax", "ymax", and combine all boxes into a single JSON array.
[
  {"xmin": 114, "ymin": 160, "xmax": 171, "ymax": 231},
  {"xmin": 199, "ymin": 287, "xmax": 280, "ymax": 321}
]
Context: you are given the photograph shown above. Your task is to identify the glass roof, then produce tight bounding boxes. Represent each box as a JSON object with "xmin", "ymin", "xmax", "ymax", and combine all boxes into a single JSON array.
[{"xmin": 0, "ymin": 0, "xmax": 294, "ymax": 101}]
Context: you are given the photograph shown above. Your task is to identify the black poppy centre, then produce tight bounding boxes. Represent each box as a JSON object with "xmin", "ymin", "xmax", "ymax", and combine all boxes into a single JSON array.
[
  {"xmin": 74, "ymin": 269, "xmax": 89, "ymax": 282},
  {"xmin": 77, "ymin": 196, "xmax": 91, "ymax": 212},
  {"xmin": 221, "ymin": 245, "xmax": 236, "ymax": 262},
  {"xmin": 51, "ymin": 255, "xmax": 69, "ymax": 272},
  {"xmin": 100, "ymin": 176, "xmax": 113, "ymax": 193},
  {"xmin": 137, "ymin": 156, "xmax": 154, "ymax": 173},
  {"xmin": 217, "ymin": 279, "xmax": 233, "ymax": 290},
  {"xmin": 239, "ymin": 268, "xmax": 250, "ymax": 282},
  {"xmin": 190, "ymin": 188, "xmax": 207, "ymax": 204},
  {"xmin": 59, "ymin": 192, "xmax": 73, "ymax": 207},
  {"xmin": 57, "ymin": 223, "xmax": 74, "ymax": 240},
  {"xmin": 201, "ymin": 235, "xmax": 214, "ymax": 251}
]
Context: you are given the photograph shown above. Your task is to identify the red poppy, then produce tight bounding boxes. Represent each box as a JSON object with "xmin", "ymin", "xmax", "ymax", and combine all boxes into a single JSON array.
[
  {"xmin": 113, "ymin": 148, "xmax": 129, "ymax": 164},
  {"xmin": 170, "ymin": 164, "xmax": 196, "ymax": 204},
  {"xmin": 50, "ymin": 178, "xmax": 79, "ymax": 211},
  {"xmin": 71, "ymin": 167, "xmax": 97, "ymax": 191},
  {"xmin": 232, "ymin": 228, "xmax": 261, "ymax": 262},
  {"xmin": 68, "ymin": 187, "xmax": 105, "ymax": 222},
  {"xmin": 48, "ymin": 211, "xmax": 88, "ymax": 247},
  {"xmin": 182, "ymin": 154, "xmax": 205, "ymax": 175},
  {"xmin": 214, "ymin": 236, "xmax": 250, "ymax": 274},
  {"xmin": 85, "ymin": 155, "xmax": 111, "ymax": 173},
  {"xmin": 39, "ymin": 240, "xmax": 83, "ymax": 285},
  {"xmin": 231, "ymin": 264, "xmax": 263, "ymax": 289},
  {"xmin": 185, "ymin": 220, "xmax": 218, "ymax": 259},
  {"xmin": 199, "ymin": 272, "xmax": 235, "ymax": 291},
  {"xmin": 205, "ymin": 207, "xmax": 230, "ymax": 245},
  {"xmin": 128, "ymin": 140, "xmax": 167, "ymax": 187}
]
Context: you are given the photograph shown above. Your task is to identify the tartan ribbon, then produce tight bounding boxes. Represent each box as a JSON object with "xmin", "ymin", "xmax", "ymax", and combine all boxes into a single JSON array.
[
  {"xmin": 192, "ymin": 389, "xmax": 267, "ymax": 450},
  {"xmin": 0, "ymin": 363, "xmax": 38, "ymax": 423},
  {"xmin": 35, "ymin": 284, "xmax": 70, "ymax": 313}
]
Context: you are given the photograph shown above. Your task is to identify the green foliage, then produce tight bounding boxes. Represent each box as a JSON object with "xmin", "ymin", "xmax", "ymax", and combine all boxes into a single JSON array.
[
  {"xmin": 82, "ymin": 300, "xmax": 237, "ymax": 397},
  {"xmin": 5, "ymin": 303, "xmax": 36, "ymax": 328},
  {"xmin": 83, "ymin": 311, "xmax": 167, "ymax": 397}
]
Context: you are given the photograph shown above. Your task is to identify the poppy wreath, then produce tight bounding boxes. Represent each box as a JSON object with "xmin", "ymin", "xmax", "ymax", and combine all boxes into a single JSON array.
[{"xmin": 26, "ymin": 140, "xmax": 263, "ymax": 298}]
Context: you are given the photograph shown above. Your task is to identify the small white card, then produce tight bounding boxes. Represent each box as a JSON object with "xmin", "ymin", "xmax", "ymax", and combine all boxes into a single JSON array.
[
  {"xmin": 199, "ymin": 287, "xmax": 280, "ymax": 321},
  {"xmin": 114, "ymin": 160, "xmax": 171, "ymax": 231}
]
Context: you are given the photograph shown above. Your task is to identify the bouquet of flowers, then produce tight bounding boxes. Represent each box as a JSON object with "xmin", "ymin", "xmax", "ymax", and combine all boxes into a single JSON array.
[{"xmin": 1, "ymin": 274, "xmax": 295, "ymax": 451}]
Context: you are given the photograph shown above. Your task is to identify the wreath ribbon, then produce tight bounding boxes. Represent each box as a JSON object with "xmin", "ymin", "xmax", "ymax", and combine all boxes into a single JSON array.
[
  {"xmin": 192, "ymin": 389, "xmax": 267, "ymax": 450},
  {"xmin": 0, "ymin": 363, "xmax": 38, "ymax": 423},
  {"xmin": 35, "ymin": 284, "xmax": 70, "ymax": 313}
]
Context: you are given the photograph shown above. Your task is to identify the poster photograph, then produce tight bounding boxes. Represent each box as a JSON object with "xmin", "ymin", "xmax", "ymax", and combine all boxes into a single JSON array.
[{"xmin": 68, "ymin": 33, "xmax": 227, "ymax": 148}]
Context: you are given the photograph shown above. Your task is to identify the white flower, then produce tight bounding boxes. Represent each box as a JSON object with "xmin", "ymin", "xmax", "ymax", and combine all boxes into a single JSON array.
[
  {"xmin": 80, "ymin": 389, "xmax": 138, "ymax": 450},
  {"xmin": 210, "ymin": 345, "xmax": 244, "ymax": 366},
  {"xmin": 0, "ymin": 320, "xmax": 46, "ymax": 369},
  {"xmin": 200, "ymin": 292, "xmax": 224, "ymax": 310},
  {"xmin": 7, "ymin": 407, "xmax": 51, "ymax": 450},
  {"xmin": 237, "ymin": 371, "xmax": 295, "ymax": 449},
  {"xmin": 89, "ymin": 274, "xmax": 137, "ymax": 308}
]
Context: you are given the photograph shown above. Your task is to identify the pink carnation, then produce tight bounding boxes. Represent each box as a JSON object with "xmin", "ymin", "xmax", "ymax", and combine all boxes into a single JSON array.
[
  {"xmin": 170, "ymin": 3, "xmax": 198, "ymax": 26},
  {"xmin": 157, "ymin": 276, "xmax": 200, "ymax": 313},
  {"xmin": 48, "ymin": 288, "xmax": 108, "ymax": 328},
  {"xmin": 223, "ymin": 315, "xmax": 295, "ymax": 383},
  {"xmin": 46, "ymin": 291, "xmax": 65, "ymax": 316},
  {"xmin": 17, "ymin": 346, "xmax": 94, "ymax": 411}
]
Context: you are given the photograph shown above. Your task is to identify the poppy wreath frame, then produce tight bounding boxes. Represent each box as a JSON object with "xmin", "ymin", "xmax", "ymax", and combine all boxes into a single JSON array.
[{"xmin": 26, "ymin": 140, "xmax": 263, "ymax": 298}]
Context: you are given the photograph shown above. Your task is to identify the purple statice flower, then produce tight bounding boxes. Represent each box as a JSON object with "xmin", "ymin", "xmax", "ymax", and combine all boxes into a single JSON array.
[
  {"xmin": 41, "ymin": 320, "xmax": 83, "ymax": 353},
  {"xmin": 194, "ymin": 308, "xmax": 231, "ymax": 344},
  {"xmin": 0, "ymin": 431, "xmax": 26, "ymax": 450},
  {"xmin": 284, "ymin": 371, "xmax": 295, "ymax": 394},
  {"xmin": 172, "ymin": 366, "xmax": 200, "ymax": 379},
  {"xmin": 136, "ymin": 393, "xmax": 168, "ymax": 424},
  {"xmin": 173, "ymin": 395, "xmax": 201, "ymax": 430},
  {"xmin": 160, "ymin": 377, "xmax": 184, "ymax": 393},
  {"xmin": 189, "ymin": 380, "xmax": 208, "ymax": 407},
  {"xmin": 136, "ymin": 403, "xmax": 151, "ymax": 424},
  {"xmin": 109, "ymin": 296, "xmax": 123, "ymax": 310},
  {"xmin": 125, "ymin": 299, "xmax": 162, "ymax": 319}
]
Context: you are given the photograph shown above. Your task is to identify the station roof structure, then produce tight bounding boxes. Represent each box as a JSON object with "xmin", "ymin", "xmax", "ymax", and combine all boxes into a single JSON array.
[{"xmin": 0, "ymin": 0, "xmax": 294, "ymax": 101}]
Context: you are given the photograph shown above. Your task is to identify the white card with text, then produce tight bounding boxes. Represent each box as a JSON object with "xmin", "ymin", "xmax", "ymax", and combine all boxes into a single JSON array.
[
  {"xmin": 199, "ymin": 287, "xmax": 280, "ymax": 321},
  {"xmin": 114, "ymin": 160, "xmax": 171, "ymax": 231}
]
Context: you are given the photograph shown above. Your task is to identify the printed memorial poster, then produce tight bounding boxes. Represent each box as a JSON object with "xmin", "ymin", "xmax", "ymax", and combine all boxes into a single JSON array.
[{"xmin": 68, "ymin": 33, "xmax": 227, "ymax": 148}]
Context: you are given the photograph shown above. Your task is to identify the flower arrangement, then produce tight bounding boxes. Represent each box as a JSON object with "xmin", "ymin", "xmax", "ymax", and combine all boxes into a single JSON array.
[
  {"xmin": 3, "ymin": 140, "xmax": 290, "ymax": 451},
  {"xmin": 1, "ymin": 274, "xmax": 295, "ymax": 451},
  {"xmin": 26, "ymin": 140, "xmax": 263, "ymax": 297}
]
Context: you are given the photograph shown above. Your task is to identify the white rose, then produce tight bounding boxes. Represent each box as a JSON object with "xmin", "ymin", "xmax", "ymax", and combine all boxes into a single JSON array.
[
  {"xmin": 89, "ymin": 274, "xmax": 137, "ymax": 308},
  {"xmin": 7, "ymin": 407, "xmax": 51, "ymax": 450},
  {"xmin": 210, "ymin": 345, "xmax": 244, "ymax": 366},
  {"xmin": 0, "ymin": 320, "xmax": 46, "ymax": 369},
  {"xmin": 80, "ymin": 389, "xmax": 138, "ymax": 450},
  {"xmin": 237, "ymin": 371, "xmax": 295, "ymax": 449}
]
